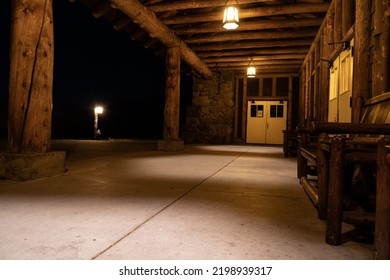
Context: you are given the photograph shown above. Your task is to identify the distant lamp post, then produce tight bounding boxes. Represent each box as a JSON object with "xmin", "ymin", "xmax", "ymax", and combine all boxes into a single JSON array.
[
  {"xmin": 223, "ymin": 0, "xmax": 239, "ymax": 30},
  {"xmin": 94, "ymin": 106, "xmax": 103, "ymax": 139}
]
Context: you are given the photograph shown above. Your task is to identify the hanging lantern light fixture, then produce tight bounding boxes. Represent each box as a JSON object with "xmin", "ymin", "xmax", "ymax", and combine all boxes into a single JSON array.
[
  {"xmin": 223, "ymin": 0, "xmax": 239, "ymax": 30},
  {"xmin": 247, "ymin": 57, "xmax": 256, "ymax": 78}
]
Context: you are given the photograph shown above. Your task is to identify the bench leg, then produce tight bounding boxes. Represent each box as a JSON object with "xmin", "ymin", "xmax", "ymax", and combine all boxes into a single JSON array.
[
  {"xmin": 297, "ymin": 148, "xmax": 308, "ymax": 179},
  {"xmin": 326, "ymin": 136, "xmax": 345, "ymax": 245},
  {"xmin": 317, "ymin": 133, "xmax": 329, "ymax": 220},
  {"xmin": 375, "ymin": 139, "xmax": 390, "ymax": 259}
]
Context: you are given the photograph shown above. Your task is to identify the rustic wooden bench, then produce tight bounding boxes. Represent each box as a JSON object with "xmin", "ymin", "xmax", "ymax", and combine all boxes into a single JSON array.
[
  {"xmin": 296, "ymin": 93, "xmax": 390, "ymax": 258},
  {"xmin": 309, "ymin": 122, "xmax": 390, "ymax": 259},
  {"xmin": 296, "ymin": 127, "xmax": 322, "ymax": 216},
  {"xmin": 298, "ymin": 92, "xmax": 390, "ymax": 218}
]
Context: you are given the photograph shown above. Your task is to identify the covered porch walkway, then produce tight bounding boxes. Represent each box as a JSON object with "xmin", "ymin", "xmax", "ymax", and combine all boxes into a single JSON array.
[{"xmin": 0, "ymin": 141, "xmax": 373, "ymax": 259}]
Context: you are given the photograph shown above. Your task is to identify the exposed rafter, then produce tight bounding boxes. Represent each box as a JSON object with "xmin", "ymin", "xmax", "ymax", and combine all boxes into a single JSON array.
[
  {"xmin": 161, "ymin": 3, "xmax": 329, "ymax": 25},
  {"xmin": 190, "ymin": 39, "xmax": 313, "ymax": 52},
  {"xmin": 173, "ymin": 18, "xmax": 324, "ymax": 34},
  {"xmin": 76, "ymin": 0, "xmax": 330, "ymax": 75},
  {"xmin": 183, "ymin": 30, "xmax": 318, "ymax": 44},
  {"xmin": 146, "ymin": 0, "xmax": 279, "ymax": 12},
  {"xmin": 110, "ymin": 0, "xmax": 213, "ymax": 77}
]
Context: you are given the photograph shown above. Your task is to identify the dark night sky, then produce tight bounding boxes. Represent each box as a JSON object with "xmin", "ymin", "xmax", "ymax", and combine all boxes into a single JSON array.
[{"xmin": 0, "ymin": 0, "xmax": 192, "ymax": 140}]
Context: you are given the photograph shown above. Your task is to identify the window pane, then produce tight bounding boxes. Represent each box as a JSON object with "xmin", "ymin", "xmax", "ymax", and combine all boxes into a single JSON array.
[
  {"xmin": 247, "ymin": 78, "xmax": 259, "ymax": 96},
  {"xmin": 250, "ymin": 105, "xmax": 257, "ymax": 117},
  {"xmin": 270, "ymin": 105, "xmax": 276, "ymax": 117},
  {"xmin": 277, "ymin": 105, "xmax": 284, "ymax": 117},
  {"xmin": 263, "ymin": 78, "xmax": 273, "ymax": 96},
  {"xmin": 276, "ymin": 77, "xmax": 289, "ymax": 96},
  {"xmin": 257, "ymin": 105, "xmax": 264, "ymax": 117}
]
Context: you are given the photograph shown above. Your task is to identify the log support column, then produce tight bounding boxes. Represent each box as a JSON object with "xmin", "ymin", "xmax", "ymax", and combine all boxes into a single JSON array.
[
  {"xmin": 0, "ymin": 0, "xmax": 65, "ymax": 180},
  {"xmin": 157, "ymin": 46, "xmax": 184, "ymax": 151},
  {"xmin": 381, "ymin": 0, "xmax": 390, "ymax": 93},
  {"xmin": 352, "ymin": 0, "xmax": 372, "ymax": 122}
]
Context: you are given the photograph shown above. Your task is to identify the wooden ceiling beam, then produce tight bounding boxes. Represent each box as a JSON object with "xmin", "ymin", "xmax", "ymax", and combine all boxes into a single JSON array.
[
  {"xmin": 197, "ymin": 47, "xmax": 310, "ymax": 58},
  {"xmin": 203, "ymin": 54, "xmax": 307, "ymax": 63},
  {"xmin": 110, "ymin": 0, "xmax": 213, "ymax": 78},
  {"xmin": 183, "ymin": 29, "xmax": 318, "ymax": 44},
  {"xmin": 210, "ymin": 65, "xmax": 300, "ymax": 72},
  {"xmin": 147, "ymin": 0, "xmax": 279, "ymax": 12},
  {"xmin": 174, "ymin": 18, "xmax": 324, "ymax": 34},
  {"xmin": 91, "ymin": 1, "xmax": 112, "ymax": 18},
  {"xmin": 162, "ymin": 3, "xmax": 330, "ymax": 25},
  {"xmin": 207, "ymin": 60, "xmax": 303, "ymax": 68},
  {"xmin": 112, "ymin": 16, "xmax": 132, "ymax": 30},
  {"xmin": 190, "ymin": 39, "xmax": 313, "ymax": 51}
]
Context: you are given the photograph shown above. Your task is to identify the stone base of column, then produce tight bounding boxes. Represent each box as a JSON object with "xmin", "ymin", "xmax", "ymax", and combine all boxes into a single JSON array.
[
  {"xmin": 0, "ymin": 151, "xmax": 66, "ymax": 181},
  {"xmin": 157, "ymin": 139, "xmax": 184, "ymax": 151}
]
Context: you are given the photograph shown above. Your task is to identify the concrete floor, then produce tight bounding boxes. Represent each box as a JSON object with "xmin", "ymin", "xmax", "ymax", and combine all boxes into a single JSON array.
[{"xmin": 0, "ymin": 140, "xmax": 374, "ymax": 260}]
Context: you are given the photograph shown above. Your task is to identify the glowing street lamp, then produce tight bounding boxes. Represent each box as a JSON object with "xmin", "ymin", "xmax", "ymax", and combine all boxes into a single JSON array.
[{"xmin": 94, "ymin": 106, "xmax": 103, "ymax": 139}]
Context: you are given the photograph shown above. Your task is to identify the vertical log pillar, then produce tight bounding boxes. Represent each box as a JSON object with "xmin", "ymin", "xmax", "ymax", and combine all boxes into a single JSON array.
[
  {"xmin": 333, "ymin": 0, "xmax": 343, "ymax": 43},
  {"xmin": 320, "ymin": 12, "xmax": 333, "ymax": 122},
  {"xmin": 305, "ymin": 60, "xmax": 311, "ymax": 125},
  {"xmin": 158, "ymin": 46, "xmax": 184, "ymax": 151},
  {"xmin": 299, "ymin": 67, "xmax": 306, "ymax": 127},
  {"xmin": 352, "ymin": 0, "xmax": 372, "ymax": 122},
  {"xmin": 287, "ymin": 76, "xmax": 293, "ymax": 130},
  {"xmin": 381, "ymin": 0, "xmax": 390, "ymax": 93},
  {"xmin": 1, "ymin": 0, "xmax": 65, "ymax": 180},
  {"xmin": 242, "ymin": 77, "xmax": 247, "ymax": 139},
  {"xmin": 8, "ymin": 0, "xmax": 53, "ymax": 153},
  {"xmin": 342, "ymin": 0, "xmax": 355, "ymax": 36},
  {"xmin": 373, "ymin": 0, "xmax": 385, "ymax": 96}
]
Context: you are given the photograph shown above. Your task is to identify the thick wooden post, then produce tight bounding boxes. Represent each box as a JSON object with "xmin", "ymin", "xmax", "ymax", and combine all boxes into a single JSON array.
[
  {"xmin": 8, "ymin": 0, "xmax": 54, "ymax": 153},
  {"xmin": 342, "ymin": 0, "xmax": 355, "ymax": 36},
  {"xmin": 375, "ymin": 138, "xmax": 390, "ymax": 259},
  {"xmin": 381, "ymin": 0, "xmax": 390, "ymax": 93},
  {"xmin": 333, "ymin": 0, "xmax": 343, "ymax": 43},
  {"xmin": 1, "ymin": 0, "xmax": 65, "ymax": 181},
  {"xmin": 319, "ymin": 12, "xmax": 333, "ymax": 122},
  {"xmin": 287, "ymin": 76, "xmax": 293, "ymax": 130},
  {"xmin": 299, "ymin": 67, "xmax": 306, "ymax": 127},
  {"xmin": 158, "ymin": 46, "xmax": 184, "ymax": 151},
  {"xmin": 352, "ymin": 0, "xmax": 372, "ymax": 122}
]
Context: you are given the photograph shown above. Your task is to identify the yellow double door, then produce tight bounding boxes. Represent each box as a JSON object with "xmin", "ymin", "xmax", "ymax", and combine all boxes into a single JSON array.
[{"xmin": 246, "ymin": 100, "xmax": 287, "ymax": 144}]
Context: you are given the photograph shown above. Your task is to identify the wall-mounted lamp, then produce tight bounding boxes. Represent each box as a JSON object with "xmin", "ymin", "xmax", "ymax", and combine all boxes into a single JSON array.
[
  {"xmin": 328, "ymin": 40, "xmax": 350, "ymax": 51},
  {"xmin": 223, "ymin": 0, "xmax": 239, "ymax": 30},
  {"xmin": 247, "ymin": 57, "xmax": 256, "ymax": 78}
]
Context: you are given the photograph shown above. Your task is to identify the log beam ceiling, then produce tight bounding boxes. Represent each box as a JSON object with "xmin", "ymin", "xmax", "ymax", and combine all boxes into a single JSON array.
[
  {"xmin": 76, "ymin": 0, "xmax": 330, "ymax": 75},
  {"xmin": 110, "ymin": 0, "xmax": 213, "ymax": 78}
]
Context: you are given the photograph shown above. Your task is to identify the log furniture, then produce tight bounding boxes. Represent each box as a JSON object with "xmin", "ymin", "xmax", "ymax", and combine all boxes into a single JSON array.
[
  {"xmin": 298, "ymin": 120, "xmax": 390, "ymax": 259},
  {"xmin": 297, "ymin": 92, "xmax": 390, "ymax": 259},
  {"xmin": 283, "ymin": 129, "xmax": 298, "ymax": 157}
]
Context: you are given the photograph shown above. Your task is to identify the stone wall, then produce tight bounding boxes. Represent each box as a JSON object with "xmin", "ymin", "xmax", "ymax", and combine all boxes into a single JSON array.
[{"xmin": 184, "ymin": 71, "xmax": 235, "ymax": 144}]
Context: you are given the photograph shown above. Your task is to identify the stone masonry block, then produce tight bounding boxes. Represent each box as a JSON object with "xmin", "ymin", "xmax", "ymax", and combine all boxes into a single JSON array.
[{"xmin": 1, "ymin": 151, "xmax": 66, "ymax": 181}]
